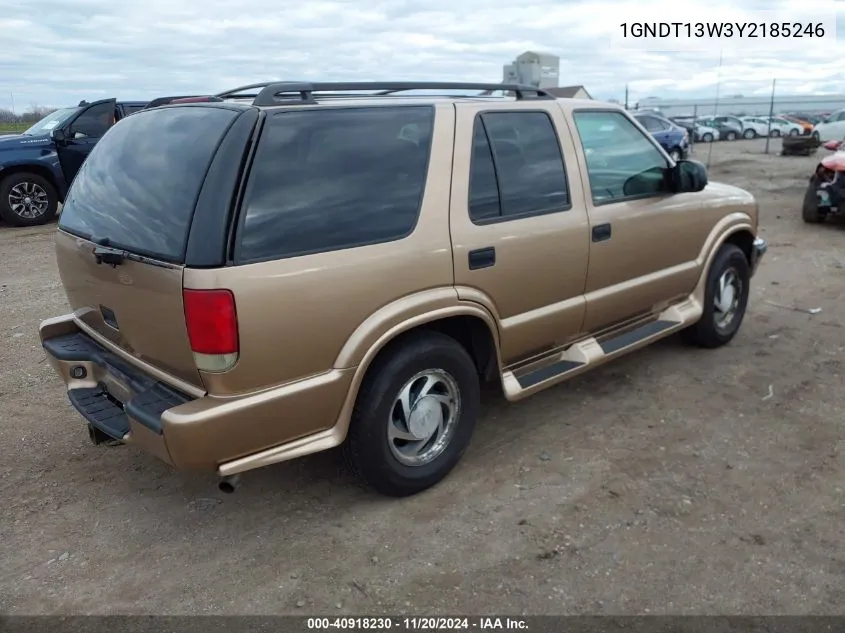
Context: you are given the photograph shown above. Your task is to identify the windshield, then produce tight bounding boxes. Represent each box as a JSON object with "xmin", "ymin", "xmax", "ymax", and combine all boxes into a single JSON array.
[{"xmin": 24, "ymin": 107, "xmax": 80, "ymax": 136}]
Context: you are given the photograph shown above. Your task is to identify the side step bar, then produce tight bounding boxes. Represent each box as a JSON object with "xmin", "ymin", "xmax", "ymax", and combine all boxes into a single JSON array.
[{"xmin": 503, "ymin": 300, "xmax": 702, "ymax": 401}]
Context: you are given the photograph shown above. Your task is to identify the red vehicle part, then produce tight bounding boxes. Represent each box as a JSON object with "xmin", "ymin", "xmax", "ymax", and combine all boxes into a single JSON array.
[{"xmin": 820, "ymin": 152, "xmax": 845, "ymax": 174}]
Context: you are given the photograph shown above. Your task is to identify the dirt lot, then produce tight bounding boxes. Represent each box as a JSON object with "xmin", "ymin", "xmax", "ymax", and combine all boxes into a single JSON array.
[{"xmin": 1, "ymin": 137, "xmax": 843, "ymax": 615}]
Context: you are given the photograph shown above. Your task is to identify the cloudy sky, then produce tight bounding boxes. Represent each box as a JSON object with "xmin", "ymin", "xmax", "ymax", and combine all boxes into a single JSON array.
[{"xmin": 1, "ymin": 0, "xmax": 843, "ymax": 110}]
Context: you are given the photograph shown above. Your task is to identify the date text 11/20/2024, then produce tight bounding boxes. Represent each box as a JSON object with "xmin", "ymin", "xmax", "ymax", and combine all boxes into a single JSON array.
[
  {"xmin": 619, "ymin": 22, "xmax": 826, "ymax": 38},
  {"xmin": 306, "ymin": 617, "xmax": 529, "ymax": 630}
]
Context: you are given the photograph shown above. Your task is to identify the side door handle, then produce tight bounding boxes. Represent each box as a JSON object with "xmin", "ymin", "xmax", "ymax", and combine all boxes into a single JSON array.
[
  {"xmin": 592, "ymin": 223, "xmax": 612, "ymax": 242},
  {"xmin": 468, "ymin": 247, "xmax": 496, "ymax": 270}
]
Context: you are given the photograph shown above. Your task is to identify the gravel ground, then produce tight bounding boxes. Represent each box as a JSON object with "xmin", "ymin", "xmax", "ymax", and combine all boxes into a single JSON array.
[{"xmin": 1, "ymin": 137, "xmax": 843, "ymax": 615}]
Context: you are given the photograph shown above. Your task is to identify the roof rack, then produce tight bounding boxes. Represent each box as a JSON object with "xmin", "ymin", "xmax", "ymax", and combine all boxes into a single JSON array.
[
  {"xmin": 215, "ymin": 81, "xmax": 555, "ymax": 107},
  {"xmin": 142, "ymin": 95, "xmax": 224, "ymax": 109}
]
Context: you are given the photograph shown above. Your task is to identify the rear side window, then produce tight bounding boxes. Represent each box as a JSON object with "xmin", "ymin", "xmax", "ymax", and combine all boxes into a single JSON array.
[
  {"xmin": 58, "ymin": 106, "xmax": 238, "ymax": 262},
  {"xmin": 235, "ymin": 106, "xmax": 434, "ymax": 263},
  {"xmin": 468, "ymin": 111, "xmax": 569, "ymax": 223}
]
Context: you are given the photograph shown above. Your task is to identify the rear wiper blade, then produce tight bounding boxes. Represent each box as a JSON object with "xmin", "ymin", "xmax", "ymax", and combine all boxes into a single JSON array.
[
  {"xmin": 93, "ymin": 246, "xmax": 125, "ymax": 267},
  {"xmin": 91, "ymin": 246, "xmax": 173, "ymax": 269}
]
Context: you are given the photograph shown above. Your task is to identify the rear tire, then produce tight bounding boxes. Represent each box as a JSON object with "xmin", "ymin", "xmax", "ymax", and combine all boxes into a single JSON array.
[
  {"xmin": 0, "ymin": 172, "xmax": 58, "ymax": 227},
  {"xmin": 802, "ymin": 179, "xmax": 824, "ymax": 223},
  {"xmin": 681, "ymin": 244, "xmax": 750, "ymax": 349},
  {"xmin": 344, "ymin": 331, "xmax": 480, "ymax": 497},
  {"xmin": 770, "ymin": 129, "xmax": 781, "ymax": 138}
]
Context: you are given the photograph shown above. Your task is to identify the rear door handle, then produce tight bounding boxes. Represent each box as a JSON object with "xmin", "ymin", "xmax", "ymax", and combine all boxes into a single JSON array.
[
  {"xmin": 592, "ymin": 223, "xmax": 612, "ymax": 242},
  {"xmin": 468, "ymin": 247, "xmax": 496, "ymax": 270}
]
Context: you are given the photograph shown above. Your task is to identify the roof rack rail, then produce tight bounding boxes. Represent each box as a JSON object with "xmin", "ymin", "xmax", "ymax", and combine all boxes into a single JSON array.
[
  {"xmin": 142, "ymin": 95, "xmax": 224, "ymax": 109},
  {"xmin": 215, "ymin": 81, "xmax": 555, "ymax": 106}
]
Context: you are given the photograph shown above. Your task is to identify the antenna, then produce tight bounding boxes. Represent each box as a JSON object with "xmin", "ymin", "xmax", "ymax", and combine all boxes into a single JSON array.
[{"xmin": 705, "ymin": 49, "xmax": 724, "ymax": 169}]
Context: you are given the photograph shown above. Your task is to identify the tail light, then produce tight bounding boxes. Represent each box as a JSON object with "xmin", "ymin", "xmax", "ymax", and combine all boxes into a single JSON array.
[{"xmin": 183, "ymin": 288, "xmax": 239, "ymax": 372}]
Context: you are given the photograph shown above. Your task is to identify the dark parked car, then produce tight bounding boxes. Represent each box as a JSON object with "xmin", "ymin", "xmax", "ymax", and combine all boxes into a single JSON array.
[
  {"xmin": 0, "ymin": 98, "xmax": 148, "ymax": 226},
  {"xmin": 697, "ymin": 117, "xmax": 739, "ymax": 141},
  {"xmin": 633, "ymin": 112, "xmax": 690, "ymax": 160},
  {"xmin": 670, "ymin": 117, "xmax": 721, "ymax": 142}
]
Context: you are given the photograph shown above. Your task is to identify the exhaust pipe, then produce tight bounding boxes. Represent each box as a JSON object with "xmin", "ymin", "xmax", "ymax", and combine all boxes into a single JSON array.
[{"xmin": 218, "ymin": 474, "xmax": 241, "ymax": 494}]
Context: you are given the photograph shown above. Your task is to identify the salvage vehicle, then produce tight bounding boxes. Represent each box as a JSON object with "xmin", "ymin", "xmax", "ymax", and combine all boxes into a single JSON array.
[
  {"xmin": 711, "ymin": 115, "xmax": 747, "ymax": 138},
  {"xmin": 782, "ymin": 115, "xmax": 814, "ymax": 135},
  {"xmin": 632, "ymin": 111, "xmax": 690, "ymax": 160},
  {"xmin": 670, "ymin": 117, "xmax": 719, "ymax": 142},
  {"xmin": 764, "ymin": 116, "xmax": 803, "ymax": 137},
  {"xmin": 696, "ymin": 117, "xmax": 738, "ymax": 141},
  {"xmin": 740, "ymin": 116, "xmax": 776, "ymax": 138},
  {"xmin": 803, "ymin": 138, "xmax": 845, "ymax": 223},
  {"xmin": 39, "ymin": 81, "xmax": 767, "ymax": 497},
  {"xmin": 0, "ymin": 98, "xmax": 148, "ymax": 226},
  {"xmin": 811, "ymin": 109, "xmax": 845, "ymax": 142}
]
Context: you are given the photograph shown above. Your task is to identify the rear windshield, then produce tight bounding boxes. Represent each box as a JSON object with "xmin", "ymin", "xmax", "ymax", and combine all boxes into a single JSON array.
[
  {"xmin": 235, "ymin": 105, "xmax": 434, "ymax": 263},
  {"xmin": 58, "ymin": 106, "xmax": 239, "ymax": 262}
]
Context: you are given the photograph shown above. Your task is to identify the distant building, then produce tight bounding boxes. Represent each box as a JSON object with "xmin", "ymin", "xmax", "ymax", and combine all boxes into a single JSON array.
[
  {"xmin": 636, "ymin": 94, "xmax": 845, "ymax": 117},
  {"xmin": 546, "ymin": 85, "xmax": 592, "ymax": 100},
  {"xmin": 503, "ymin": 51, "xmax": 560, "ymax": 89}
]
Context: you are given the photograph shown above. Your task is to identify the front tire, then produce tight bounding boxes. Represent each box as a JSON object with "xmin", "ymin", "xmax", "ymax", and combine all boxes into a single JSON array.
[
  {"xmin": 725, "ymin": 131, "xmax": 737, "ymax": 141},
  {"xmin": 802, "ymin": 179, "xmax": 824, "ymax": 223},
  {"xmin": 669, "ymin": 148, "xmax": 682, "ymax": 162},
  {"xmin": 702, "ymin": 133, "xmax": 714, "ymax": 143},
  {"xmin": 789, "ymin": 128, "xmax": 800, "ymax": 136},
  {"xmin": 0, "ymin": 172, "xmax": 58, "ymax": 227},
  {"xmin": 344, "ymin": 331, "xmax": 480, "ymax": 497},
  {"xmin": 743, "ymin": 129, "xmax": 756, "ymax": 139},
  {"xmin": 681, "ymin": 244, "xmax": 750, "ymax": 349}
]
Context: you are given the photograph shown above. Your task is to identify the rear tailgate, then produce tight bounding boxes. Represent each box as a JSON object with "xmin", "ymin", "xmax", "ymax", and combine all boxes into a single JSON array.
[
  {"xmin": 53, "ymin": 104, "xmax": 245, "ymax": 390},
  {"xmin": 54, "ymin": 231, "xmax": 200, "ymax": 387}
]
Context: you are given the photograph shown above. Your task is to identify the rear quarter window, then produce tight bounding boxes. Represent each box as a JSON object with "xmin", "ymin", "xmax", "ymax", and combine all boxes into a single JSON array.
[
  {"xmin": 234, "ymin": 105, "xmax": 434, "ymax": 264},
  {"xmin": 58, "ymin": 106, "xmax": 239, "ymax": 262}
]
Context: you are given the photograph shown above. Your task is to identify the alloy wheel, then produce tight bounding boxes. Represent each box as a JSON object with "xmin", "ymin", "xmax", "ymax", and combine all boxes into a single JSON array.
[{"xmin": 8, "ymin": 181, "xmax": 49, "ymax": 219}]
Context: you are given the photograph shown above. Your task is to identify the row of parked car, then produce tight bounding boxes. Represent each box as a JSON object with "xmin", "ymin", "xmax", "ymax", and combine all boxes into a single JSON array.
[{"xmin": 628, "ymin": 108, "xmax": 845, "ymax": 162}]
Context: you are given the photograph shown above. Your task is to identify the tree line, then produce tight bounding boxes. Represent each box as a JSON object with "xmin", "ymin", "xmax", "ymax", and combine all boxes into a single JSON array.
[{"xmin": 0, "ymin": 106, "xmax": 58, "ymax": 124}]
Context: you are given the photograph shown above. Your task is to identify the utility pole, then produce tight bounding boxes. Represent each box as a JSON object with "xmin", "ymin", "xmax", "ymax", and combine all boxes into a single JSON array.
[
  {"xmin": 624, "ymin": 84, "xmax": 629, "ymax": 110},
  {"xmin": 764, "ymin": 78, "xmax": 776, "ymax": 155}
]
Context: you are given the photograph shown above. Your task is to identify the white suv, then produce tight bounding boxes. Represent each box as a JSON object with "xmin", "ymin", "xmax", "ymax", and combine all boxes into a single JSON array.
[
  {"xmin": 740, "ymin": 117, "xmax": 776, "ymax": 138},
  {"xmin": 812, "ymin": 110, "xmax": 845, "ymax": 142},
  {"xmin": 765, "ymin": 117, "xmax": 802, "ymax": 137}
]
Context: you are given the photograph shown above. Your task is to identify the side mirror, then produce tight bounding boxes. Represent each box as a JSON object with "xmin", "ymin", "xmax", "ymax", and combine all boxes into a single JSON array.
[
  {"xmin": 672, "ymin": 159, "xmax": 708, "ymax": 193},
  {"xmin": 51, "ymin": 128, "xmax": 67, "ymax": 143}
]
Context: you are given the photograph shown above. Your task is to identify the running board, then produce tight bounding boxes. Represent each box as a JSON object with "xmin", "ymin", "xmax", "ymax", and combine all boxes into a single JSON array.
[{"xmin": 502, "ymin": 299, "xmax": 702, "ymax": 401}]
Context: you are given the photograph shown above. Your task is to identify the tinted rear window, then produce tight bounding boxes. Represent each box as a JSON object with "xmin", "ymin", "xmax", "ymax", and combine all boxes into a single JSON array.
[
  {"xmin": 235, "ymin": 106, "xmax": 434, "ymax": 263},
  {"xmin": 58, "ymin": 106, "xmax": 238, "ymax": 262}
]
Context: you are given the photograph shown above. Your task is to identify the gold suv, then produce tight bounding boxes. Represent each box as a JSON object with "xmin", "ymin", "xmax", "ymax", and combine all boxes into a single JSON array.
[{"xmin": 39, "ymin": 81, "xmax": 767, "ymax": 497}]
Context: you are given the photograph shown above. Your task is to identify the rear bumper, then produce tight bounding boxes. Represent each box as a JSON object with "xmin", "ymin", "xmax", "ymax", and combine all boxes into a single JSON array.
[
  {"xmin": 750, "ymin": 237, "xmax": 767, "ymax": 276},
  {"xmin": 39, "ymin": 315, "xmax": 354, "ymax": 473}
]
